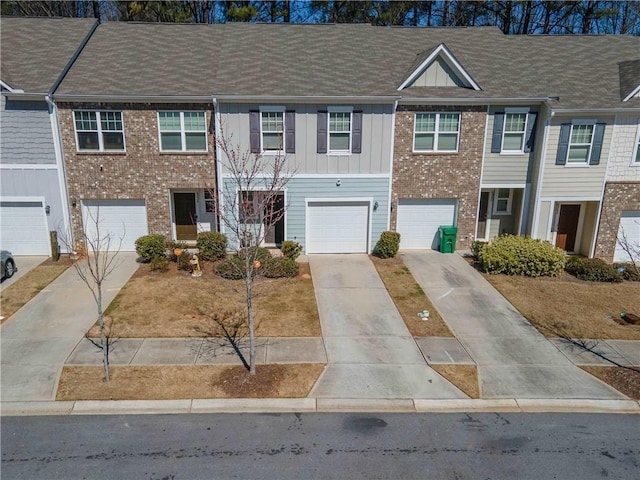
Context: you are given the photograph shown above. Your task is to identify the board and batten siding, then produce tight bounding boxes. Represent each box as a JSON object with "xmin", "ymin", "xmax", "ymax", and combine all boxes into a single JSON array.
[
  {"xmin": 218, "ymin": 103, "xmax": 394, "ymax": 175},
  {"xmin": 221, "ymin": 176, "xmax": 389, "ymax": 252},
  {"xmin": 540, "ymin": 115, "xmax": 614, "ymax": 198},
  {"xmin": 0, "ymin": 97, "xmax": 56, "ymax": 165},
  {"xmin": 482, "ymin": 106, "xmax": 540, "ymax": 185}
]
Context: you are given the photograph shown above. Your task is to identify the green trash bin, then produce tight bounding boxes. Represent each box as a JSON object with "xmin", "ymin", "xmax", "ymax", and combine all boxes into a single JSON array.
[{"xmin": 438, "ymin": 225, "xmax": 458, "ymax": 254}]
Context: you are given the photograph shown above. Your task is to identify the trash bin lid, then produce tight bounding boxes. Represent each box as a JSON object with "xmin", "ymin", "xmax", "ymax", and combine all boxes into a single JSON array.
[{"xmin": 440, "ymin": 225, "xmax": 457, "ymax": 234}]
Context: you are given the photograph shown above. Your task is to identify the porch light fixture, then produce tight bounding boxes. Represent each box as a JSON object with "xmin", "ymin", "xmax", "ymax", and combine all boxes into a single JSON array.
[
  {"xmin": 336, "ymin": 179, "xmax": 341, "ymax": 187},
  {"xmin": 373, "ymin": 201, "xmax": 379, "ymax": 211},
  {"xmin": 45, "ymin": 205, "xmax": 50, "ymax": 215}
]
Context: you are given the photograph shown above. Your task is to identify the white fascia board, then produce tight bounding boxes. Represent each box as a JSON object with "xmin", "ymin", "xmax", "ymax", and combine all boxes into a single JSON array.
[
  {"xmin": 623, "ymin": 85, "xmax": 640, "ymax": 102},
  {"xmin": 53, "ymin": 94, "xmax": 214, "ymax": 103},
  {"xmin": 0, "ymin": 80, "xmax": 23, "ymax": 92},
  {"xmin": 398, "ymin": 97, "xmax": 548, "ymax": 105},
  {"xmin": 398, "ymin": 43, "xmax": 481, "ymax": 91},
  {"xmin": 551, "ymin": 107, "xmax": 640, "ymax": 114},
  {"xmin": 215, "ymin": 95, "xmax": 400, "ymax": 104}
]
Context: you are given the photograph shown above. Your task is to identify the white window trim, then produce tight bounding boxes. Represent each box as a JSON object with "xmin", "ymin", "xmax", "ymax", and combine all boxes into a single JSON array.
[
  {"xmin": 632, "ymin": 121, "xmax": 640, "ymax": 166},
  {"xmin": 260, "ymin": 106, "xmax": 285, "ymax": 155},
  {"xmin": 73, "ymin": 110, "xmax": 126, "ymax": 153},
  {"xmin": 412, "ymin": 112, "xmax": 461, "ymax": 153},
  {"xmin": 492, "ymin": 188, "xmax": 513, "ymax": 216},
  {"xmin": 327, "ymin": 106, "xmax": 353, "ymax": 155},
  {"xmin": 565, "ymin": 122, "xmax": 595, "ymax": 167},
  {"xmin": 157, "ymin": 111, "xmax": 208, "ymax": 153},
  {"xmin": 500, "ymin": 111, "xmax": 529, "ymax": 155}
]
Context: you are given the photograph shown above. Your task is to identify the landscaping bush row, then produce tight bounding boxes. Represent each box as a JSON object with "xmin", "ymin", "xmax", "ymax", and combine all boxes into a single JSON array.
[
  {"xmin": 135, "ymin": 232, "xmax": 229, "ymax": 263},
  {"xmin": 215, "ymin": 246, "xmax": 299, "ymax": 279},
  {"xmin": 565, "ymin": 256, "xmax": 623, "ymax": 283}
]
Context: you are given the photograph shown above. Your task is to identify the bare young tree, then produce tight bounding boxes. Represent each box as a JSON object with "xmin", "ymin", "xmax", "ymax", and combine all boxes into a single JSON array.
[
  {"xmin": 213, "ymin": 127, "xmax": 295, "ymax": 375},
  {"xmin": 61, "ymin": 206, "xmax": 123, "ymax": 381}
]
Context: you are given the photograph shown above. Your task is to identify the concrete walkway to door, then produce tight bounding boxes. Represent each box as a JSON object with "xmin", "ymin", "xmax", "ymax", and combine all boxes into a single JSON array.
[
  {"xmin": 402, "ymin": 251, "xmax": 627, "ymax": 400},
  {"xmin": 308, "ymin": 254, "xmax": 466, "ymax": 400}
]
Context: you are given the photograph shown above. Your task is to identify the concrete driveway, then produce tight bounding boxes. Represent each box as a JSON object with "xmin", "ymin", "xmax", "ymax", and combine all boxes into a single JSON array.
[
  {"xmin": 1, "ymin": 253, "xmax": 139, "ymax": 402},
  {"xmin": 0, "ymin": 256, "xmax": 48, "ymax": 293},
  {"xmin": 402, "ymin": 250, "xmax": 626, "ymax": 400},
  {"xmin": 308, "ymin": 254, "xmax": 466, "ymax": 400}
]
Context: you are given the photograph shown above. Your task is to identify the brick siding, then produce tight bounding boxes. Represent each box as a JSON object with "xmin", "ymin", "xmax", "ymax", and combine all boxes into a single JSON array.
[
  {"xmin": 58, "ymin": 102, "xmax": 216, "ymax": 251},
  {"xmin": 594, "ymin": 181, "xmax": 640, "ymax": 261},
  {"xmin": 391, "ymin": 105, "xmax": 486, "ymax": 250}
]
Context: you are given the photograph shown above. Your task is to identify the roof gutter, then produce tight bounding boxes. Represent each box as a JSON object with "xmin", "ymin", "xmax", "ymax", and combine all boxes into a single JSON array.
[
  {"xmin": 213, "ymin": 95, "xmax": 401, "ymax": 104},
  {"xmin": 1, "ymin": 91, "xmax": 47, "ymax": 100},
  {"xmin": 398, "ymin": 96, "xmax": 550, "ymax": 105},
  {"xmin": 52, "ymin": 94, "xmax": 215, "ymax": 103},
  {"xmin": 550, "ymin": 107, "xmax": 640, "ymax": 114}
]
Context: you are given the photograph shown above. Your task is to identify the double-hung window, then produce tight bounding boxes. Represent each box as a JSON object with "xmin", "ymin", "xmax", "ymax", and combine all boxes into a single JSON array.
[
  {"xmin": 204, "ymin": 190, "xmax": 215, "ymax": 213},
  {"xmin": 414, "ymin": 112, "xmax": 460, "ymax": 152},
  {"xmin": 74, "ymin": 111, "xmax": 125, "ymax": 151},
  {"xmin": 158, "ymin": 111, "xmax": 207, "ymax": 152},
  {"xmin": 328, "ymin": 109, "xmax": 352, "ymax": 153},
  {"xmin": 567, "ymin": 124, "xmax": 594, "ymax": 163},
  {"xmin": 502, "ymin": 113, "xmax": 527, "ymax": 152},
  {"xmin": 493, "ymin": 188, "xmax": 513, "ymax": 215},
  {"xmin": 261, "ymin": 109, "xmax": 284, "ymax": 152}
]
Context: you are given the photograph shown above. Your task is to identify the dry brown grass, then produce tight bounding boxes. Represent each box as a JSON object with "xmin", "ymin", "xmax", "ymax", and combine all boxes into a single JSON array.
[
  {"xmin": 431, "ymin": 364, "xmax": 479, "ymax": 399},
  {"xmin": 485, "ymin": 273, "xmax": 640, "ymax": 340},
  {"xmin": 56, "ymin": 363, "xmax": 325, "ymax": 400},
  {"xmin": 0, "ymin": 257, "xmax": 71, "ymax": 322},
  {"xmin": 89, "ymin": 261, "xmax": 320, "ymax": 338},
  {"xmin": 370, "ymin": 255, "xmax": 453, "ymax": 337},
  {"xmin": 580, "ymin": 366, "xmax": 640, "ymax": 400}
]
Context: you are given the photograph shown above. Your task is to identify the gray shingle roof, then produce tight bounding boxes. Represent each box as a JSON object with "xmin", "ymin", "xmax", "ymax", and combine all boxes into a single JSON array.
[
  {"xmin": 53, "ymin": 22, "xmax": 640, "ymax": 109},
  {"xmin": 619, "ymin": 59, "xmax": 640, "ymax": 101},
  {"xmin": 1, "ymin": 16, "xmax": 96, "ymax": 93}
]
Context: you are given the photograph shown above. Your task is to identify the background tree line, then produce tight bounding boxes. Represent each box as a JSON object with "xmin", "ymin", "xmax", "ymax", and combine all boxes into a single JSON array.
[{"xmin": 2, "ymin": 0, "xmax": 639, "ymax": 35}]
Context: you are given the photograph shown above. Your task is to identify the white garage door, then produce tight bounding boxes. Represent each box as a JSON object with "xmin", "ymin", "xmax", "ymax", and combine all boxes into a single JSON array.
[
  {"xmin": 0, "ymin": 199, "xmax": 50, "ymax": 255},
  {"xmin": 397, "ymin": 199, "xmax": 457, "ymax": 250},
  {"xmin": 614, "ymin": 210, "xmax": 640, "ymax": 262},
  {"xmin": 82, "ymin": 200, "xmax": 148, "ymax": 252},
  {"xmin": 306, "ymin": 201, "xmax": 369, "ymax": 253}
]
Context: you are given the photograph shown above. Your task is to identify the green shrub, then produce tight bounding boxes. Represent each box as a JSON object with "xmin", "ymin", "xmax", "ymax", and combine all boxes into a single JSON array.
[
  {"xmin": 177, "ymin": 251, "xmax": 192, "ymax": 271},
  {"xmin": 280, "ymin": 240, "xmax": 302, "ymax": 260},
  {"xmin": 237, "ymin": 246, "xmax": 272, "ymax": 265},
  {"xmin": 374, "ymin": 231, "xmax": 401, "ymax": 259},
  {"xmin": 471, "ymin": 240, "xmax": 487, "ymax": 259},
  {"xmin": 150, "ymin": 256, "xmax": 170, "ymax": 272},
  {"xmin": 196, "ymin": 232, "xmax": 227, "ymax": 261},
  {"xmin": 478, "ymin": 234, "xmax": 566, "ymax": 277},
  {"xmin": 566, "ymin": 257, "xmax": 623, "ymax": 282},
  {"xmin": 264, "ymin": 256, "xmax": 299, "ymax": 278},
  {"xmin": 215, "ymin": 256, "xmax": 244, "ymax": 280},
  {"xmin": 135, "ymin": 234, "xmax": 167, "ymax": 262},
  {"xmin": 613, "ymin": 263, "xmax": 640, "ymax": 281}
]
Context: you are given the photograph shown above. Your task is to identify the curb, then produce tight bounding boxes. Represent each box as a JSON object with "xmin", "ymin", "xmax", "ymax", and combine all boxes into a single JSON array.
[{"xmin": 2, "ymin": 398, "xmax": 639, "ymax": 416}]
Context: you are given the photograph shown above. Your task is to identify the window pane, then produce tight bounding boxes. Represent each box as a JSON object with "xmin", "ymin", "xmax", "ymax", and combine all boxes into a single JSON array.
[
  {"xmin": 263, "ymin": 132, "xmax": 282, "ymax": 150},
  {"xmin": 438, "ymin": 133, "xmax": 458, "ymax": 151},
  {"xmin": 100, "ymin": 111, "xmax": 122, "ymax": 131},
  {"xmin": 329, "ymin": 133, "xmax": 350, "ymax": 151},
  {"xmin": 329, "ymin": 112, "xmax": 350, "ymax": 132},
  {"xmin": 414, "ymin": 133, "xmax": 434, "ymax": 150},
  {"xmin": 568, "ymin": 145, "xmax": 589, "ymax": 162},
  {"xmin": 184, "ymin": 112, "xmax": 206, "ymax": 131},
  {"xmin": 185, "ymin": 132, "xmax": 206, "ymax": 151},
  {"xmin": 75, "ymin": 111, "xmax": 97, "ymax": 131},
  {"xmin": 261, "ymin": 112, "xmax": 283, "ymax": 132},
  {"xmin": 77, "ymin": 132, "xmax": 99, "ymax": 150},
  {"xmin": 103, "ymin": 132, "xmax": 124, "ymax": 150},
  {"xmin": 159, "ymin": 112, "xmax": 181, "ymax": 130},
  {"xmin": 161, "ymin": 132, "xmax": 182, "ymax": 150},
  {"xmin": 636, "ymin": 143, "xmax": 640, "ymax": 163},
  {"xmin": 505, "ymin": 113, "xmax": 526, "ymax": 132},
  {"xmin": 497, "ymin": 188, "xmax": 510, "ymax": 199},
  {"xmin": 503, "ymin": 133, "xmax": 524, "ymax": 151},
  {"xmin": 571, "ymin": 124, "xmax": 593, "ymax": 144},
  {"xmin": 415, "ymin": 113, "xmax": 435, "ymax": 132},
  {"xmin": 439, "ymin": 113, "xmax": 459, "ymax": 132},
  {"xmin": 496, "ymin": 199, "xmax": 508, "ymax": 212}
]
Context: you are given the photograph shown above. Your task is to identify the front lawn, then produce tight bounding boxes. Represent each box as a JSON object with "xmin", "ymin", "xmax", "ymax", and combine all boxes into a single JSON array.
[
  {"xmin": 485, "ymin": 273, "xmax": 640, "ymax": 340},
  {"xmin": 89, "ymin": 261, "xmax": 321, "ymax": 338}
]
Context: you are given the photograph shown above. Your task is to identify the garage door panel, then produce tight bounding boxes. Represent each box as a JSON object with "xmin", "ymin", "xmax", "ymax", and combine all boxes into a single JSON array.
[
  {"xmin": 307, "ymin": 201, "xmax": 369, "ymax": 254},
  {"xmin": 614, "ymin": 210, "xmax": 640, "ymax": 262},
  {"xmin": 397, "ymin": 199, "xmax": 457, "ymax": 250},
  {"xmin": 0, "ymin": 200, "xmax": 50, "ymax": 255},
  {"xmin": 82, "ymin": 200, "xmax": 148, "ymax": 252}
]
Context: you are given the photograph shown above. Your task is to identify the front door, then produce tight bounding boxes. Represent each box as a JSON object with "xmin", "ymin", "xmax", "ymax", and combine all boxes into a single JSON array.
[
  {"xmin": 174, "ymin": 192, "xmax": 197, "ymax": 241},
  {"xmin": 477, "ymin": 191, "xmax": 490, "ymax": 240},
  {"xmin": 263, "ymin": 193, "xmax": 285, "ymax": 246},
  {"xmin": 555, "ymin": 204, "xmax": 580, "ymax": 251}
]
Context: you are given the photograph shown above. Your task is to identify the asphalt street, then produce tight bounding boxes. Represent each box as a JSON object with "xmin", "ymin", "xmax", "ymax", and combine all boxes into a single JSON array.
[{"xmin": 2, "ymin": 413, "xmax": 639, "ymax": 479}]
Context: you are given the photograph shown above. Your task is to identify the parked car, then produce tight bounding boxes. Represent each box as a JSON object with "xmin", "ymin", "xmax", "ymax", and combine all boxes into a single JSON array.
[{"xmin": 1, "ymin": 250, "xmax": 16, "ymax": 279}]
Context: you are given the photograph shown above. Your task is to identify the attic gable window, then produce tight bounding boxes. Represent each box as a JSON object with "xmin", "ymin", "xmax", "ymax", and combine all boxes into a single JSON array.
[
  {"xmin": 413, "ymin": 112, "xmax": 460, "ymax": 152},
  {"xmin": 158, "ymin": 111, "xmax": 207, "ymax": 152},
  {"xmin": 74, "ymin": 111, "xmax": 125, "ymax": 152}
]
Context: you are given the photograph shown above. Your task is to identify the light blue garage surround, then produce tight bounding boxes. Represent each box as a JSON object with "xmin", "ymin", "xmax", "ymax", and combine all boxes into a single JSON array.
[{"xmin": 221, "ymin": 176, "xmax": 390, "ymax": 253}]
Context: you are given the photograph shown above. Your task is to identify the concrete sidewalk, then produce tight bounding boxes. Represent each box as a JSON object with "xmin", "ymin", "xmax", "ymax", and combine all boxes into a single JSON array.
[
  {"xmin": 308, "ymin": 254, "xmax": 466, "ymax": 400},
  {"xmin": 0, "ymin": 253, "xmax": 139, "ymax": 402},
  {"xmin": 402, "ymin": 250, "xmax": 627, "ymax": 400}
]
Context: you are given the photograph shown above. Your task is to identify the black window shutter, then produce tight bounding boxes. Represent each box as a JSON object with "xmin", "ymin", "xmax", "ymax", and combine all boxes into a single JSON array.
[
  {"xmin": 491, "ymin": 112, "xmax": 504, "ymax": 153},
  {"xmin": 285, "ymin": 111, "xmax": 295, "ymax": 154},
  {"xmin": 524, "ymin": 112, "xmax": 537, "ymax": 153},
  {"xmin": 317, "ymin": 111, "xmax": 327, "ymax": 154},
  {"xmin": 555, "ymin": 123, "xmax": 571, "ymax": 165},
  {"xmin": 249, "ymin": 110, "xmax": 260, "ymax": 153},
  {"xmin": 589, "ymin": 123, "xmax": 605, "ymax": 165},
  {"xmin": 352, "ymin": 111, "xmax": 363, "ymax": 154}
]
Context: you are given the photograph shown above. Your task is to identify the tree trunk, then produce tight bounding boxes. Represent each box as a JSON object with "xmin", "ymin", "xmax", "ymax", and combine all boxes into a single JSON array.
[
  {"xmin": 245, "ymin": 270, "xmax": 256, "ymax": 375},
  {"xmin": 97, "ymin": 280, "xmax": 110, "ymax": 382}
]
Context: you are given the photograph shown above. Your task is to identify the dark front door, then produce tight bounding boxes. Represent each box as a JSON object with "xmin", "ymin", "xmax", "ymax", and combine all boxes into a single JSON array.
[
  {"xmin": 174, "ymin": 193, "xmax": 197, "ymax": 241},
  {"xmin": 555, "ymin": 204, "xmax": 580, "ymax": 251},
  {"xmin": 263, "ymin": 193, "xmax": 285, "ymax": 246},
  {"xmin": 477, "ymin": 191, "xmax": 490, "ymax": 240}
]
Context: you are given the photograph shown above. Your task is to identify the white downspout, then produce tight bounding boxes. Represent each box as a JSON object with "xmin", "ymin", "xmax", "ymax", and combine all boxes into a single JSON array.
[
  {"xmin": 387, "ymin": 100, "xmax": 397, "ymax": 231},
  {"xmin": 212, "ymin": 96, "xmax": 224, "ymax": 235}
]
